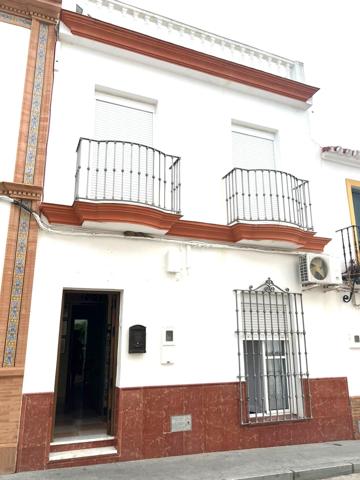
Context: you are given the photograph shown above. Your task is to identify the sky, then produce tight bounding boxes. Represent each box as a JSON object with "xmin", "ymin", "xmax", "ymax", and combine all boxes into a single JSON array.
[{"xmin": 123, "ymin": 0, "xmax": 360, "ymax": 150}]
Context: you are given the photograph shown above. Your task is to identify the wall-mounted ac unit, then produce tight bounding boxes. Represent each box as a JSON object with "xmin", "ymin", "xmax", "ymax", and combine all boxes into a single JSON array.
[{"xmin": 299, "ymin": 254, "xmax": 343, "ymax": 286}]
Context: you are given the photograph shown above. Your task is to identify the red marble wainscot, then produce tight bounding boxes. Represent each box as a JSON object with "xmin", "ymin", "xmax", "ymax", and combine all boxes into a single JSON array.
[
  {"xmin": 117, "ymin": 387, "xmax": 144, "ymax": 460},
  {"xmin": 16, "ymin": 377, "xmax": 355, "ymax": 472},
  {"xmin": 16, "ymin": 393, "xmax": 54, "ymax": 472},
  {"xmin": 116, "ymin": 378, "xmax": 354, "ymax": 460}
]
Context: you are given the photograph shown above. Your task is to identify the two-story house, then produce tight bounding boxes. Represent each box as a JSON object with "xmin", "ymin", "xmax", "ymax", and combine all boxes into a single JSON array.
[{"xmin": 1, "ymin": 0, "xmax": 360, "ymax": 474}]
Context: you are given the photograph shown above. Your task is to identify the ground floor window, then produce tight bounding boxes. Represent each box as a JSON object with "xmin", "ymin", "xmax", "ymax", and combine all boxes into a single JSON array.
[{"xmin": 234, "ymin": 278, "xmax": 311, "ymax": 424}]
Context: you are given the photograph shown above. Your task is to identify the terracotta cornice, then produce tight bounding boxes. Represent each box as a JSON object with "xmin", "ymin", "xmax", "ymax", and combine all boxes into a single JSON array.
[
  {"xmin": 232, "ymin": 222, "xmax": 307, "ymax": 245},
  {"xmin": 40, "ymin": 201, "xmax": 330, "ymax": 252},
  {"xmin": 231, "ymin": 223, "xmax": 330, "ymax": 252},
  {"xmin": 167, "ymin": 219, "xmax": 233, "ymax": 242},
  {"xmin": 40, "ymin": 202, "xmax": 182, "ymax": 231},
  {"xmin": 0, "ymin": 0, "xmax": 61, "ymax": 23},
  {"xmin": 61, "ymin": 10, "xmax": 318, "ymax": 103},
  {"xmin": 0, "ymin": 181, "xmax": 42, "ymax": 200},
  {"xmin": 40, "ymin": 203, "xmax": 78, "ymax": 224},
  {"xmin": 73, "ymin": 201, "xmax": 182, "ymax": 230}
]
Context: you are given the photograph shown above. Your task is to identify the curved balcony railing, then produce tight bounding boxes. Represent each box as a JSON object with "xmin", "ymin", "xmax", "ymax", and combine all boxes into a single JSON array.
[
  {"xmin": 75, "ymin": 138, "xmax": 181, "ymax": 213},
  {"xmin": 223, "ymin": 168, "xmax": 313, "ymax": 230}
]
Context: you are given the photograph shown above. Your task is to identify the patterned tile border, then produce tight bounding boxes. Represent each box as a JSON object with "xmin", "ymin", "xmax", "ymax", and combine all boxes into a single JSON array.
[
  {"xmin": 2, "ymin": 22, "xmax": 49, "ymax": 367},
  {"xmin": 0, "ymin": 11, "xmax": 31, "ymax": 29},
  {"xmin": 24, "ymin": 22, "xmax": 48, "ymax": 185},
  {"xmin": 3, "ymin": 202, "xmax": 31, "ymax": 366}
]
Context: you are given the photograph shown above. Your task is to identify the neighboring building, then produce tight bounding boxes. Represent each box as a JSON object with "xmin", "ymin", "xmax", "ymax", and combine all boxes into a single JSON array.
[
  {"xmin": 0, "ymin": 0, "xmax": 60, "ymax": 473},
  {"xmin": 1, "ymin": 0, "xmax": 360, "ymax": 474}
]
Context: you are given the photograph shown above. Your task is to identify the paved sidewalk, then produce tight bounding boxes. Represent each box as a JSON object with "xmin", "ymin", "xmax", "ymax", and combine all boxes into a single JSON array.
[{"xmin": 1, "ymin": 440, "xmax": 360, "ymax": 480}]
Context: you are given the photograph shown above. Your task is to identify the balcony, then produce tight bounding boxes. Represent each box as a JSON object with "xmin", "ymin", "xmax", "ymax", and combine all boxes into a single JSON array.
[
  {"xmin": 40, "ymin": 144, "xmax": 330, "ymax": 250},
  {"xmin": 223, "ymin": 168, "xmax": 313, "ymax": 230},
  {"xmin": 337, "ymin": 225, "xmax": 360, "ymax": 282},
  {"xmin": 40, "ymin": 138, "xmax": 182, "ymax": 234},
  {"xmin": 75, "ymin": 138, "xmax": 181, "ymax": 214}
]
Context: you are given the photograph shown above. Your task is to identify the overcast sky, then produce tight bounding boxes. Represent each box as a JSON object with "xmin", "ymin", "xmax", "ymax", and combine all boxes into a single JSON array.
[{"xmin": 124, "ymin": 0, "xmax": 360, "ymax": 150}]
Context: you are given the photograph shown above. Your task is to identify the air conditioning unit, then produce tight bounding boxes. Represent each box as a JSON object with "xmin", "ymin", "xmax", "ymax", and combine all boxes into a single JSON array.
[{"xmin": 299, "ymin": 254, "xmax": 343, "ymax": 286}]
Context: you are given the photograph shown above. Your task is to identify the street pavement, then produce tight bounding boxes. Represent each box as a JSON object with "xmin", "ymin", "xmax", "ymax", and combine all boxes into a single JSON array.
[
  {"xmin": 332, "ymin": 476, "xmax": 360, "ymax": 480},
  {"xmin": 1, "ymin": 440, "xmax": 360, "ymax": 480}
]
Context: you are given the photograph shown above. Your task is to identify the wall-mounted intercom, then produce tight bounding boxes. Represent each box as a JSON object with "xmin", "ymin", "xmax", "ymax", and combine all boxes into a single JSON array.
[{"xmin": 161, "ymin": 326, "xmax": 175, "ymax": 364}]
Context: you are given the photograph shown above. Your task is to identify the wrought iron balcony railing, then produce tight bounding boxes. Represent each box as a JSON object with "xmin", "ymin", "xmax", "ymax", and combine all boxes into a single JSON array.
[
  {"xmin": 337, "ymin": 225, "xmax": 360, "ymax": 281},
  {"xmin": 75, "ymin": 138, "xmax": 181, "ymax": 213},
  {"xmin": 223, "ymin": 168, "xmax": 313, "ymax": 230}
]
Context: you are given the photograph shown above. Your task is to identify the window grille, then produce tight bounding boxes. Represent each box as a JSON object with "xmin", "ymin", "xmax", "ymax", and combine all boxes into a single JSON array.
[{"xmin": 234, "ymin": 278, "xmax": 311, "ymax": 424}]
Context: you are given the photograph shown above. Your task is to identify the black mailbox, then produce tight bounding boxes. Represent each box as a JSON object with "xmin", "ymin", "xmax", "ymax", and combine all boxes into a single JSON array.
[{"xmin": 129, "ymin": 325, "xmax": 146, "ymax": 353}]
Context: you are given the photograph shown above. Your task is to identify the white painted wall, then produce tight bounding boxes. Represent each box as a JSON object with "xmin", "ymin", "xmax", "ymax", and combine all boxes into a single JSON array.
[
  {"xmin": 35, "ymin": 16, "xmax": 360, "ymax": 401},
  {"xmin": 302, "ymin": 288, "xmax": 360, "ymax": 397},
  {"xmin": 0, "ymin": 22, "xmax": 29, "ymax": 182},
  {"xmin": 45, "ymin": 35, "xmax": 314, "ymax": 226},
  {"xmin": 44, "ymin": 27, "xmax": 360, "ymax": 247},
  {"xmin": 23, "ymin": 230, "xmax": 360, "ymax": 395}
]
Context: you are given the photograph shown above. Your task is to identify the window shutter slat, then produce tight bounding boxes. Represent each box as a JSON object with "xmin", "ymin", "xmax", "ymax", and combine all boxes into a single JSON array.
[
  {"xmin": 241, "ymin": 297, "xmax": 288, "ymax": 339},
  {"xmin": 232, "ymin": 131, "xmax": 275, "ymax": 170},
  {"xmin": 95, "ymin": 99, "xmax": 153, "ymax": 146}
]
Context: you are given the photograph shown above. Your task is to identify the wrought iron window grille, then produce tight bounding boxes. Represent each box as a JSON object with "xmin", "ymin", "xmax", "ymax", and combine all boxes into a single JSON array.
[
  {"xmin": 337, "ymin": 225, "xmax": 360, "ymax": 303},
  {"xmin": 234, "ymin": 278, "xmax": 311, "ymax": 425}
]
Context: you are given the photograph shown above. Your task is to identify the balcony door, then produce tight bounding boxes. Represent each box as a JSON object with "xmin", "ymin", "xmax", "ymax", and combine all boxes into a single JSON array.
[
  {"xmin": 231, "ymin": 125, "xmax": 281, "ymax": 223},
  {"xmin": 345, "ymin": 180, "xmax": 360, "ymax": 265},
  {"xmin": 351, "ymin": 187, "xmax": 360, "ymax": 227},
  {"xmin": 89, "ymin": 92, "xmax": 155, "ymax": 204}
]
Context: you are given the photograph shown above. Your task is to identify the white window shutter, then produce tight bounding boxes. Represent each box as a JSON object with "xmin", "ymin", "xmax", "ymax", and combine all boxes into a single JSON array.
[
  {"xmin": 232, "ymin": 130, "xmax": 275, "ymax": 170},
  {"xmin": 241, "ymin": 296, "xmax": 288, "ymax": 340},
  {"xmin": 95, "ymin": 99, "xmax": 153, "ymax": 146}
]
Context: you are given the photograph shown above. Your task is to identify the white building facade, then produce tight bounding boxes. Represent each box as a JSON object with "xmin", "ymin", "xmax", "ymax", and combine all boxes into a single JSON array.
[{"xmin": 1, "ymin": 0, "xmax": 360, "ymax": 473}]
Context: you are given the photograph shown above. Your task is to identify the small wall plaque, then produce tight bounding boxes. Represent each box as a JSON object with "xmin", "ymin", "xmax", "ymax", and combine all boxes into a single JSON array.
[{"xmin": 170, "ymin": 414, "xmax": 192, "ymax": 432}]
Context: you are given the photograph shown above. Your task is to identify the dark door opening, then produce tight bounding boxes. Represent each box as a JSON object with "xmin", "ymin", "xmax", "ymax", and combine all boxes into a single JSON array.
[{"xmin": 53, "ymin": 291, "xmax": 119, "ymax": 441}]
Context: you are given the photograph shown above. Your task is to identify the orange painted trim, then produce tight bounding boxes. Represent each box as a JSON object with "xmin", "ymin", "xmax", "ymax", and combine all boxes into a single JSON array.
[
  {"xmin": 40, "ymin": 203, "xmax": 79, "ymax": 225},
  {"xmin": 40, "ymin": 202, "xmax": 182, "ymax": 231},
  {"xmin": 40, "ymin": 201, "xmax": 330, "ymax": 252},
  {"xmin": 34, "ymin": 24, "xmax": 57, "ymax": 186},
  {"xmin": 0, "ymin": 367, "xmax": 24, "ymax": 378},
  {"xmin": 0, "ymin": 182, "xmax": 42, "ymax": 201},
  {"xmin": 168, "ymin": 219, "xmax": 233, "ymax": 242},
  {"xmin": 61, "ymin": 10, "xmax": 319, "ymax": 103},
  {"xmin": 73, "ymin": 201, "xmax": 182, "ymax": 231},
  {"xmin": 0, "ymin": 0, "xmax": 61, "ymax": 23},
  {"xmin": 232, "ymin": 223, "xmax": 317, "ymax": 247}
]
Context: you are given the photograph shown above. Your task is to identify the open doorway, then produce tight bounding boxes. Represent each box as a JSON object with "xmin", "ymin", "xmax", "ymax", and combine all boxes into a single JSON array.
[{"xmin": 53, "ymin": 291, "xmax": 119, "ymax": 442}]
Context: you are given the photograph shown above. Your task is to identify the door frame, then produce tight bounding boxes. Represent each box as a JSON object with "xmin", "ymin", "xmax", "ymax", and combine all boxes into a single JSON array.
[{"xmin": 52, "ymin": 289, "xmax": 121, "ymax": 441}]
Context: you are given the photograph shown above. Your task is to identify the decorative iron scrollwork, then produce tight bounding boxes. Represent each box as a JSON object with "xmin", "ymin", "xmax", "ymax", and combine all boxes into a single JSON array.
[
  {"xmin": 343, "ymin": 278, "xmax": 356, "ymax": 303},
  {"xmin": 249, "ymin": 277, "xmax": 290, "ymax": 294}
]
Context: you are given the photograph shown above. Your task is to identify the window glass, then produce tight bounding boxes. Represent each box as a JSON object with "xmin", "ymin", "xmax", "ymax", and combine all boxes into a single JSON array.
[{"xmin": 351, "ymin": 188, "xmax": 360, "ymax": 226}]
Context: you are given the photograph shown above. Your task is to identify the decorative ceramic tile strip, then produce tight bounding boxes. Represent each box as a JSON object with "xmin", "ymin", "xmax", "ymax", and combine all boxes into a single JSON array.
[
  {"xmin": 71, "ymin": 0, "xmax": 304, "ymax": 81},
  {"xmin": 0, "ymin": 11, "xmax": 32, "ymax": 28},
  {"xmin": 23, "ymin": 22, "xmax": 48, "ymax": 185},
  {"xmin": 3, "ymin": 22, "xmax": 49, "ymax": 366},
  {"xmin": 3, "ymin": 201, "xmax": 31, "ymax": 367}
]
